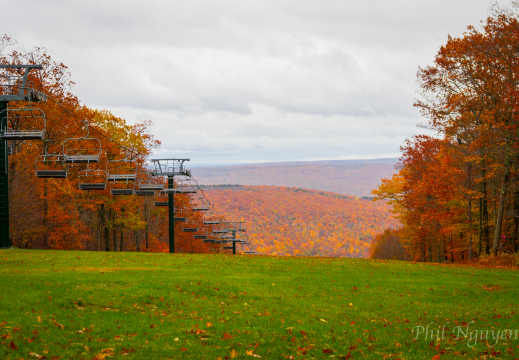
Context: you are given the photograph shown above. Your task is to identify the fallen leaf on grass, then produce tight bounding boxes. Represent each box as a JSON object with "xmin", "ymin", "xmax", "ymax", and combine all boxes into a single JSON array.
[
  {"xmin": 320, "ymin": 319, "xmax": 328, "ymax": 323},
  {"xmin": 93, "ymin": 348, "xmax": 115, "ymax": 360},
  {"xmin": 223, "ymin": 332, "xmax": 233, "ymax": 340},
  {"xmin": 51, "ymin": 319, "xmax": 64, "ymax": 329},
  {"xmin": 341, "ymin": 352, "xmax": 353, "ymax": 360},
  {"xmin": 9, "ymin": 341, "xmax": 17, "ymax": 350},
  {"xmin": 323, "ymin": 348, "xmax": 333, "ymax": 354},
  {"xmin": 246, "ymin": 349, "xmax": 261, "ymax": 357}
]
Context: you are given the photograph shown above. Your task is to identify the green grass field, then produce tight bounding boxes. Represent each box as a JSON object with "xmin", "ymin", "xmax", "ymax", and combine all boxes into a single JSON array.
[{"xmin": 1, "ymin": 249, "xmax": 518, "ymax": 359}]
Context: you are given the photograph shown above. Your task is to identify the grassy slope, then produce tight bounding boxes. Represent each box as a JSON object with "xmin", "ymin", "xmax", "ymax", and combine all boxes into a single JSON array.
[{"xmin": 1, "ymin": 249, "xmax": 518, "ymax": 359}]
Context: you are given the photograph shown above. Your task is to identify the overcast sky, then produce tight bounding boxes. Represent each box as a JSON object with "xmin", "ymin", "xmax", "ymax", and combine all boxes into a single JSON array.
[{"xmin": 2, "ymin": 0, "xmax": 510, "ymax": 165}]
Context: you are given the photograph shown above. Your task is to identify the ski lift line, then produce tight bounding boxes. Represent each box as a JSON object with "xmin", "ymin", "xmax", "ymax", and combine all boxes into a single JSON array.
[{"xmin": 29, "ymin": 78, "xmax": 240, "ymax": 240}]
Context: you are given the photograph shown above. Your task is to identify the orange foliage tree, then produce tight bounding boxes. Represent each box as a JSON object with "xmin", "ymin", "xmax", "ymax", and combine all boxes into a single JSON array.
[{"xmin": 373, "ymin": 4, "xmax": 519, "ymax": 261}]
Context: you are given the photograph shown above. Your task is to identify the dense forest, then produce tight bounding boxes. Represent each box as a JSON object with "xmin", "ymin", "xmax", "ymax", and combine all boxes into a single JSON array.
[
  {"xmin": 203, "ymin": 185, "xmax": 399, "ymax": 257},
  {"xmin": 372, "ymin": 6, "xmax": 519, "ymax": 262}
]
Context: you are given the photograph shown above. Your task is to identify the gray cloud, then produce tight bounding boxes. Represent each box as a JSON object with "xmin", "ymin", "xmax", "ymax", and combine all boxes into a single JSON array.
[{"xmin": 2, "ymin": 0, "xmax": 508, "ymax": 164}]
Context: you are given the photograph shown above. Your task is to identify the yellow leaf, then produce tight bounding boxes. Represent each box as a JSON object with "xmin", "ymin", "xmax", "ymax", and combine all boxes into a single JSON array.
[
  {"xmin": 320, "ymin": 319, "xmax": 328, "ymax": 323},
  {"xmin": 230, "ymin": 349, "xmax": 238, "ymax": 358}
]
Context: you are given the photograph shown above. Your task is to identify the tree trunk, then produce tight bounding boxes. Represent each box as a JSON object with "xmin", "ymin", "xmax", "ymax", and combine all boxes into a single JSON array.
[
  {"xmin": 104, "ymin": 205, "xmax": 110, "ymax": 251},
  {"xmin": 120, "ymin": 229, "xmax": 124, "ymax": 252},
  {"xmin": 492, "ymin": 165, "xmax": 511, "ymax": 254},
  {"xmin": 112, "ymin": 210, "xmax": 117, "ymax": 252},
  {"xmin": 145, "ymin": 199, "xmax": 149, "ymax": 250},
  {"xmin": 467, "ymin": 161, "xmax": 473, "ymax": 260},
  {"xmin": 480, "ymin": 161, "xmax": 490, "ymax": 254},
  {"xmin": 491, "ymin": 142, "xmax": 512, "ymax": 255},
  {"xmin": 43, "ymin": 179, "xmax": 48, "ymax": 250}
]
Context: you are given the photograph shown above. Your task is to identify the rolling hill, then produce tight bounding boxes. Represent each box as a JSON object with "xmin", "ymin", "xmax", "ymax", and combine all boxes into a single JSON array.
[
  {"xmin": 201, "ymin": 185, "xmax": 400, "ymax": 257},
  {"xmin": 190, "ymin": 158, "xmax": 398, "ymax": 197}
]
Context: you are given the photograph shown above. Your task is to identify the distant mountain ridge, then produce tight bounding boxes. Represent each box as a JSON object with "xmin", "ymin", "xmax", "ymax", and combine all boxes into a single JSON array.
[{"xmin": 191, "ymin": 158, "xmax": 399, "ymax": 197}]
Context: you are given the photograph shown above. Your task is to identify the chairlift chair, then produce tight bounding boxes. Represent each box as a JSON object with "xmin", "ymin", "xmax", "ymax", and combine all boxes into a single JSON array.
[
  {"xmin": 63, "ymin": 137, "xmax": 102, "ymax": 164},
  {"xmin": 0, "ymin": 107, "xmax": 46, "ymax": 140},
  {"xmin": 162, "ymin": 180, "xmax": 198, "ymax": 194},
  {"xmin": 191, "ymin": 195, "xmax": 211, "ymax": 211},
  {"xmin": 135, "ymin": 189, "xmax": 155, "ymax": 196},
  {"xmin": 109, "ymin": 179, "xmax": 134, "ymax": 196},
  {"xmin": 137, "ymin": 171, "xmax": 165, "ymax": 191},
  {"xmin": 204, "ymin": 220, "xmax": 220, "ymax": 225},
  {"xmin": 154, "ymin": 192, "xmax": 169, "ymax": 206},
  {"xmin": 182, "ymin": 219, "xmax": 198, "ymax": 233},
  {"xmin": 106, "ymin": 149, "xmax": 138, "ymax": 182},
  {"xmin": 79, "ymin": 169, "xmax": 107, "ymax": 190},
  {"xmin": 35, "ymin": 153, "xmax": 68, "ymax": 178}
]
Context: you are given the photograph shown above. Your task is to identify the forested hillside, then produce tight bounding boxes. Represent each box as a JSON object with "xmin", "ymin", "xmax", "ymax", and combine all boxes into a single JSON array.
[
  {"xmin": 202, "ymin": 185, "xmax": 400, "ymax": 257},
  {"xmin": 191, "ymin": 159, "xmax": 398, "ymax": 196}
]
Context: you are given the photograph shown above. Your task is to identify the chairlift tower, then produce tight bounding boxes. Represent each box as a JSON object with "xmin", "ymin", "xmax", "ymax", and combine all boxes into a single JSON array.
[
  {"xmin": 151, "ymin": 158, "xmax": 190, "ymax": 253},
  {"xmin": 0, "ymin": 65, "xmax": 47, "ymax": 248}
]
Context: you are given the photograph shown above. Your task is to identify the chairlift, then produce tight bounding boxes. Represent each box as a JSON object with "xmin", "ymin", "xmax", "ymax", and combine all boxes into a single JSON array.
[
  {"xmin": 204, "ymin": 220, "xmax": 220, "ymax": 225},
  {"xmin": 109, "ymin": 179, "xmax": 134, "ymax": 196},
  {"xmin": 79, "ymin": 169, "xmax": 107, "ymax": 190},
  {"xmin": 138, "ymin": 171, "xmax": 164, "ymax": 191},
  {"xmin": 63, "ymin": 124, "xmax": 102, "ymax": 164},
  {"xmin": 191, "ymin": 195, "xmax": 211, "ymax": 211},
  {"xmin": 162, "ymin": 180, "xmax": 197, "ymax": 194},
  {"xmin": 106, "ymin": 148, "xmax": 138, "ymax": 182},
  {"xmin": 0, "ymin": 107, "xmax": 46, "ymax": 140},
  {"xmin": 35, "ymin": 153, "xmax": 68, "ymax": 178},
  {"xmin": 182, "ymin": 220, "xmax": 198, "ymax": 233},
  {"xmin": 135, "ymin": 189, "xmax": 155, "ymax": 196},
  {"xmin": 154, "ymin": 191, "xmax": 169, "ymax": 206}
]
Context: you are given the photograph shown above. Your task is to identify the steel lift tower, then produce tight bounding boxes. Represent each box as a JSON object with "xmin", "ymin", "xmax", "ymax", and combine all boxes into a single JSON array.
[
  {"xmin": 151, "ymin": 159, "xmax": 190, "ymax": 253},
  {"xmin": 0, "ymin": 65, "xmax": 46, "ymax": 248}
]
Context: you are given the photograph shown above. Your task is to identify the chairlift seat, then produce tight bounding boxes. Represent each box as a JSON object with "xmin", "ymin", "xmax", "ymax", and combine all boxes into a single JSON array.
[
  {"xmin": 65, "ymin": 154, "xmax": 100, "ymax": 164},
  {"xmin": 139, "ymin": 184, "xmax": 164, "ymax": 191},
  {"xmin": 135, "ymin": 190, "xmax": 155, "ymax": 196},
  {"xmin": 194, "ymin": 235, "xmax": 207, "ymax": 239},
  {"xmin": 80, "ymin": 183, "xmax": 106, "ymax": 190},
  {"xmin": 204, "ymin": 220, "xmax": 220, "ymax": 225},
  {"xmin": 183, "ymin": 228, "xmax": 198, "ymax": 232},
  {"xmin": 1, "ymin": 130, "xmax": 44, "ymax": 140},
  {"xmin": 108, "ymin": 174, "xmax": 137, "ymax": 182},
  {"xmin": 154, "ymin": 202, "xmax": 169, "ymax": 206},
  {"xmin": 174, "ymin": 217, "xmax": 186, "ymax": 222},
  {"xmin": 111, "ymin": 189, "xmax": 134, "ymax": 196},
  {"xmin": 36, "ymin": 170, "xmax": 68, "ymax": 179},
  {"xmin": 193, "ymin": 207, "xmax": 210, "ymax": 211},
  {"xmin": 203, "ymin": 239, "xmax": 216, "ymax": 243}
]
